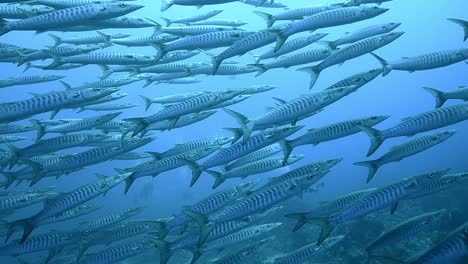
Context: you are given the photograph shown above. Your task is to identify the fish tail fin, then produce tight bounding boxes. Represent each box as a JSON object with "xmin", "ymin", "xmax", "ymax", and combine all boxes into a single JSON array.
[
  {"xmin": 139, "ymin": 95, "xmax": 154, "ymax": 111},
  {"xmin": 185, "ymin": 160, "xmax": 203, "ymax": 187},
  {"xmin": 279, "ymin": 139, "xmax": 294, "ymax": 166},
  {"xmin": 296, "ymin": 65, "xmax": 321, "ymax": 90},
  {"xmin": 48, "ymin": 33, "xmax": 62, "ymax": 47},
  {"xmin": 160, "ymin": 0, "xmax": 173, "ymax": 12},
  {"xmin": 29, "ymin": 119, "xmax": 45, "ymax": 142},
  {"xmin": 160, "ymin": 17, "xmax": 171, "ymax": 27},
  {"xmin": 448, "ymin": 18, "xmax": 468, "ymax": 41},
  {"xmin": 154, "ymin": 48, "xmax": 167, "ymax": 63},
  {"xmin": 146, "ymin": 236, "xmax": 172, "ymax": 264},
  {"xmin": 124, "ymin": 118, "xmax": 148, "ymax": 137},
  {"xmin": 353, "ymin": 160, "xmax": 381, "ymax": 183},
  {"xmin": 45, "ymin": 52, "xmax": 64, "ymax": 69},
  {"xmin": 146, "ymin": 151, "xmax": 161, "ymax": 160},
  {"xmin": 0, "ymin": 171, "xmax": 17, "ymax": 189},
  {"xmin": 223, "ymin": 127, "xmax": 243, "ymax": 144},
  {"xmin": 314, "ymin": 217, "xmax": 335, "ymax": 245},
  {"xmin": 284, "ymin": 213, "xmax": 308, "ymax": 232},
  {"xmin": 253, "ymin": 11, "xmax": 275, "ymax": 28},
  {"xmin": 98, "ymin": 64, "xmax": 112, "ymax": 80},
  {"xmin": 0, "ymin": 18, "xmax": 10, "ymax": 36},
  {"xmin": 6, "ymin": 218, "xmax": 34, "ymax": 243},
  {"xmin": 357, "ymin": 125, "xmax": 385, "ymax": 157},
  {"xmin": 96, "ymin": 31, "xmax": 111, "ymax": 46},
  {"xmin": 16, "ymin": 51, "xmax": 28, "ymax": 67},
  {"xmin": 370, "ymin": 52, "xmax": 392, "ymax": 76},
  {"xmin": 223, "ymin": 108, "xmax": 254, "ymax": 143},
  {"xmin": 423, "ymin": 87, "xmax": 446, "ymax": 108},
  {"xmin": 211, "ymin": 55, "xmax": 222, "ymax": 75},
  {"xmin": 273, "ymin": 30, "xmax": 287, "ymax": 52},
  {"xmin": 23, "ymin": 62, "xmax": 33, "ymax": 73},
  {"xmin": 249, "ymin": 63, "xmax": 267, "ymax": 76},
  {"xmin": 123, "ymin": 175, "xmax": 136, "ymax": 195},
  {"xmin": 205, "ymin": 170, "xmax": 224, "ymax": 189},
  {"xmin": 181, "ymin": 208, "xmax": 208, "ymax": 228},
  {"xmin": 198, "ymin": 223, "xmax": 214, "ymax": 247},
  {"xmin": 4, "ymin": 142, "xmax": 20, "ymax": 168}
]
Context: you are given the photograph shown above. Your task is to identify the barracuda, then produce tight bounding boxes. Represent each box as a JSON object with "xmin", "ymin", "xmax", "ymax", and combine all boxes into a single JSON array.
[
  {"xmin": 359, "ymin": 102, "xmax": 468, "ymax": 156},
  {"xmin": 186, "ymin": 125, "xmax": 303, "ymax": 186},
  {"xmin": 315, "ymin": 170, "xmax": 449, "ymax": 244},
  {"xmin": 207, "ymin": 155, "xmax": 304, "ymax": 189},
  {"xmin": 116, "ymin": 146, "xmax": 219, "ymax": 194},
  {"xmin": 254, "ymin": 33, "xmax": 328, "ymax": 62},
  {"xmin": 298, "ymin": 32, "xmax": 404, "ymax": 89},
  {"xmin": 5, "ymin": 172, "xmax": 133, "ymax": 243},
  {"xmin": 144, "ymin": 111, "xmax": 216, "ymax": 132},
  {"xmin": 225, "ymin": 86, "xmax": 358, "ymax": 143},
  {"xmin": 46, "ymin": 52, "xmax": 156, "ymax": 69},
  {"xmin": 423, "ymin": 86, "xmax": 468, "ymax": 108},
  {"xmin": 153, "ymin": 31, "xmax": 253, "ymax": 61},
  {"xmin": 0, "ymin": 3, "xmax": 143, "ymax": 36},
  {"xmin": 149, "ymin": 136, "xmax": 231, "ymax": 160},
  {"xmin": 160, "ymin": 10, "xmax": 223, "ymax": 26},
  {"xmin": 48, "ymin": 32, "xmax": 129, "ymax": 47},
  {"xmin": 224, "ymin": 143, "xmax": 282, "ymax": 171},
  {"xmin": 40, "ymin": 205, "xmax": 101, "ymax": 226},
  {"xmin": 78, "ymin": 207, "xmax": 143, "ymax": 232},
  {"xmin": 0, "ymin": 74, "xmax": 64, "ymax": 88},
  {"xmin": 112, "ymin": 33, "xmax": 179, "ymax": 47},
  {"xmin": 18, "ymin": 44, "xmax": 102, "ymax": 66},
  {"xmin": 79, "ymin": 238, "xmax": 153, "ymax": 264},
  {"xmin": 281, "ymin": 115, "xmax": 388, "ymax": 163},
  {"xmin": 326, "ymin": 68, "xmax": 383, "ymax": 90},
  {"xmin": 0, "ymin": 87, "xmax": 118, "ymax": 123},
  {"xmin": 355, "ymin": 130, "xmax": 456, "ymax": 183},
  {"xmin": 274, "ymin": 6, "xmax": 389, "ymax": 51},
  {"xmin": 140, "ymin": 92, "xmax": 205, "ymax": 110},
  {"xmin": 126, "ymin": 90, "xmax": 242, "ymax": 136},
  {"xmin": 286, "ymin": 188, "xmax": 376, "ymax": 232}
]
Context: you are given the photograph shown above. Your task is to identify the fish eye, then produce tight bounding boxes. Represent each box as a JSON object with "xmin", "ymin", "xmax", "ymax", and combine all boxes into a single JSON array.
[
  {"xmin": 114, "ymin": 176, "xmax": 121, "ymax": 180},
  {"xmin": 93, "ymin": 88, "xmax": 101, "ymax": 92},
  {"xmin": 83, "ymin": 230, "xmax": 89, "ymax": 235},
  {"xmin": 119, "ymin": 3, "xmax": 127, "ymax": 7},
  {"xmin": 371, "ymin": 116, "xmax": 377, "ymax": 120}
]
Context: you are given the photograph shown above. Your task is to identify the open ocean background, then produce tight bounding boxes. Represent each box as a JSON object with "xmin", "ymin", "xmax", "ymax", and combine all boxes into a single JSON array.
[{"xmin": 1, "ymin": 0, "xmax": 467, "ymax": 263}]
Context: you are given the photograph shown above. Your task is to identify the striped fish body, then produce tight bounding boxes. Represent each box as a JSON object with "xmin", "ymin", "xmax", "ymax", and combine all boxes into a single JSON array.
[
  {"xmin": 388, "ymin": 48, "xmax": 468, "ymax": 72},
  {"xmin": 2, "ymin": 3, "xmax": 142, "ymax": 32},
  {"xmin": 258, "ymin": 33, "xmax": 328, "ymax": 60},
  {"xmin": 46, "ymin": 137, "xmax": 152, "ymax": 173},
  {"xmin": 113, "ymin": 152, "xmax": 151, "ymax": 160},
  {"xmin": 234, "ymin": 85, "xmax": 276, "ymax": 95},
  {"xmin": 254, "ymin": 86, "xmax": 358, "ymax": 128},
  {"xmin": 160, "ymin": 136, "xmax": 231, "ymax": 158},
  {"xmin": 261, "ymin": 48, "xmax": 331, "ymax": 71},
  {"xmin": 304, "ymin": 189, "xmax": 376, "ymax": 218},
  {"xmin": 79, "ymin": 103, "xmax": 137, "ymax": 112},
  {"xmin": 88, "ymin": 220, "xmax": 160, "ymax": 246},
  {"xmin": 113, "ymin": 33, "xmax": 179, "ymax": 46},
  {"xmin": 243, "ymin": 0, "xmax": 286, "ymax": 8},
  {"xmin": 367, "ymin": 210, "xmax": 446, "ymax": 254},
  {"xmin": 144, "ymin": 111, "xmax": 215, "ymax": 132},
  {"xmin": 164, "ymin": 31, "xmax": 252, "ymax": 52},
  {"xmin": 209, "ymin": 178, "xmax": 311, "ymax": 224},
  {"xmin": 438, "ymin": 86, "xmax": 468, "ymax": 101},
  {"xmin": 282, "ymin": 6, "xmax": 388, "ymax": 37},
  {"xmin": 60, "ymin": 52, "xmax": 154, "ymax": 66},
  {"xmin": 0, "ymin": 232, "xmax": 79, "ymax": 256},
  {"xmin": 0, "ymin": 135, "xmax": 26, "ymax": 142},
  {"xmin": 270, "ymin": 5, "xmax": 341, "ymax": 22},
  {"xmin": 30, "ymin": 173, "xmax": 132, "ymax": 226},
  {"xmin": 52, "ymin": 33, "xmax": 129, "ymax": 46},
  {"xmin": 382, "ymin": 103, "xmax": 468, "ymax": 140},
  {"xmin": 328, "ymin": 178, "xmax": 422, "ymax": 227},
  {"xmin": 0, "ymin": 4, "xmax": 53, "ymax": 19},
  {"xmin": 157, "ymin": 25, "xmax": 239, "ymax": 36},
  {"xmin": 406, "ymin": 172, "xmax": 468, "ymax": 199},
  {"xmin": 0, "ymin": 88, "xmax": 117, "ymax": 122},
  {"xmin": 33, "ymin": 0, "xmax": 125, "ymax": 9},
  {"xmin": 78, "ymin": 208, "xmax": 142, "ymax": 232},
  {"xmin": 166, "ymin": 0, "xmax": 236, "ymax": 8},
  {"xmin": 73, "ymin": 78, "xmax": 139, "ymax": 89},
  {"xmin": 409, "ymin": 221, "xmax": 468, "ymax": 264},
  {"xmin": 216, "ymin": 26, "xmax": 287, "ymax": 62},
  {"xmin": 326, "ymin": 68, "xmax": 383, "ymax": 90},
  {"xmin": 40, "ymin": 112, "xmax": 121, "ymax": 136},
  {"xmin": 192, "ymin": 65, "xmax": 258, "ymax": 75},
  {"xmin": 200, "ymin": 126, "xmax": 302, "ymax": 169},
  {"xmin": 216, "ymin": 155, "xmax": 304, "ymax": 182},
  {"xmin": 272, "ymin": 236, "xmax": 343, "ymax": 264},
  {"xmin": 144, "ymin": 72, "xmax": 191, "ymax": 85},
  {"xmin": 74, "ymin": 92, "xmax": 128, "ymax": 108},
  {"xmin": 330, "ymin": 22, "xmax": 401, "ymax": 49},
  {"xmin": 137, "ymin": 62, "xmax": 203, "ymax": 74},
  {"xmin": 166, "ymin": 180, "xmax": 257, "ymax": 231},
  {"xmin": 0, "ymin": 47, "xmax": 21, "ymax": 59},
  {"xmin": 207, "ymin": 95, "xmax": 251, "ymax": 109},
  {"xmin": 289, "ymin": 115, "xmax": 389, "ymax": 148},
  {"xmin": 316, "ymin": 32, "xmax": 403, "ymax": 72},
  {"xmin": 16, "ymin": 134, "xmax": 109, "ymax": 158},
  {"xmin": 23, "ymin": 44, "xmax": 101, "ymax": 62},
  {"xmin": 201, "ymin": 223, "xmax": 282, "ymax": 253},
  {"xmin": 0, "ymin": 124, "xmax": 34, "ymax": 134},
  {"xmin": 376, "ymin": 130, "xmax": 455, "ymax": 165},
  {"xmin": 264, "ymin": 167, "xmax": 331, "ymax": 190},
  {"xmin": 143, "ymin": 91, "xmax": 240, "ymax": 124},
  {"xmin": 0, "ymin": 192, "xmax": 57, "ymax": 211},
  {"xmin": 0, "ymin": 75, "xmax": 63, "ymax": 88},
  {"xmin": 40, "ymin": 205, "xmax": 100, "ymax": 225},
  {"xmin": 96, "ymin": 120, "xmax": 135, "ymax": 133},
  {"xmin": 79, "ymin": 239, "xmax": 152, "ymax": 264},
  {"xmin": 164, "ymin": 10, "xmax": 222, "ymax": 25},
  {"xmin": 345, "ymin": 0, "xmax": 392, "ymax": 6},
  {"xmin": 225, "ymin": 143, "xmax": 282, "ymax": 171},
  {"xmin": 189, "ymin": 19, "xmax": 246, "ymax": 27},
  {"xmin": 159, "ymin": 50, "xmax": 200, "ymax": 63}
]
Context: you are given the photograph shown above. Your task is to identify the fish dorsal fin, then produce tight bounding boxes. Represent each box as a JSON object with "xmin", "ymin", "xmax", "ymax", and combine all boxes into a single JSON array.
[
  {"xmin": 272, "ymin": 97, "xmax": 287, "ymax": 105},
  {"xmin": 400, "ymin": 117, "xmax": 411, "ymax": 122},
  {"xmin": 307, "ymin": 128, "xmax": 316, "ymax": 132},
  {"xmin": 96, "ymin": 174, "xmax": 107, "ymax": 180}
]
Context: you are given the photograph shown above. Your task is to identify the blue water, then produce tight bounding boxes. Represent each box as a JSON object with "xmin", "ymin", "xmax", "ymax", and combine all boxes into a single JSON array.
[{"xmin": 1, "ymin": 0, "xmax": 468, "ymax": 263}]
